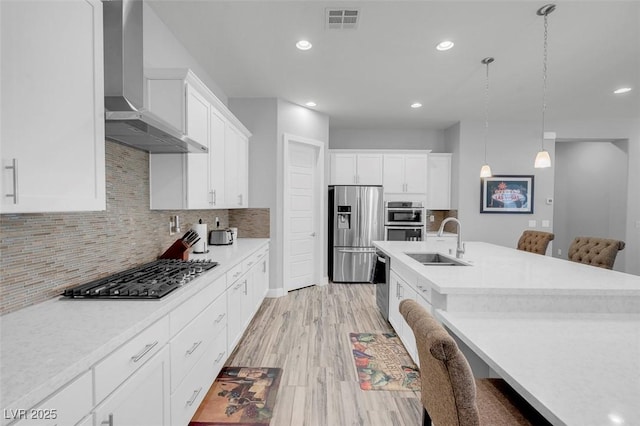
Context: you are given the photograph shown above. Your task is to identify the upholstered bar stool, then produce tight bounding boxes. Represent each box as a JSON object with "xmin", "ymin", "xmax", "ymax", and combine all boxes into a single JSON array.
[
  {"xmin": 516, "ymin": 230, "xmax": 554, "ymax": 255},
  {"xmin": 567, "ymin": 236, "xmax": 625, "ymax": 269},
  {"xmin": 399, "ymin": 300, "xmax": 550, "ymax": 426}
]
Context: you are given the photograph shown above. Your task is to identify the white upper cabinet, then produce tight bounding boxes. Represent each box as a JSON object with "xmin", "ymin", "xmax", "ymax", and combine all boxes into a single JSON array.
[
  {"xmin": 329, "ymin": 151, "xmax": 383, "ymax": 185},
  {"xmin": 383, "ymin": 153, "xmax": 428, "ymax": 194},
  {"xmin": 0, "ymin": 0, "xmax": 105, "ymax": 213},
  {"xmin": 209, "ymin": 109, "xmax": 227, "ymax": 207},
  {"xmin": 147, "ymin": 69, "xmax": 250, "ymax": 209},
  {"xmin": 224, "ymin": 124, "xmax": 248, "ymax": 207},
  {"xmin": 427, "ymin": 153, "xmax": 452, "ymax": 210}
]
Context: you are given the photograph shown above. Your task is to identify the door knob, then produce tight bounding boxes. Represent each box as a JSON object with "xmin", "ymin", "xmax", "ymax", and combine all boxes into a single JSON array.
[{"xmin": 310, "ymin": 232, "xmax": 316, "ymax": 237}]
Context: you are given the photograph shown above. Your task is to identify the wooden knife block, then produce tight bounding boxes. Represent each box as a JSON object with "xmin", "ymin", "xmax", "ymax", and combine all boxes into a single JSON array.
[{"xmin": 159, "ymin": 239, "xmax": 190, "ymax": 261}]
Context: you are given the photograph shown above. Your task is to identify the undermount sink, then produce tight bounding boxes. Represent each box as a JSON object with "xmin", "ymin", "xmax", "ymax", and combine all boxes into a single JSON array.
[{"xmin": 405, "ymin": 252, "xmax": 470, "ymax": 266}]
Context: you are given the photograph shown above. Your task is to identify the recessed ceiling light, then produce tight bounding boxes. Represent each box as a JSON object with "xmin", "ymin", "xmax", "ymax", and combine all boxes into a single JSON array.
[
  {"xmin": 296, "ymin": 40, "xmax": 312, "ymax": 50},
  {"xmin": 436, "ymin": 40, "xmax": 454, "ymax": 51},
  {"xmin": 305, "ymin": 101, "xmax": 317, "ymax": 107},
  {"xmin": 613, "ymin": 87, "xmax": 632, "ymax": 94},
  {"xmin": 410, "ymin": 102, "xmax": 423, "ymax": 109}
]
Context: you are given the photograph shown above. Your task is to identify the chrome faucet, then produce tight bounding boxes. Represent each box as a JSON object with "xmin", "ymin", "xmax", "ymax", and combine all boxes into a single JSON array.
[{"xmin": 437, "ymin": 217, "xmax": 465, "ymax": 259}]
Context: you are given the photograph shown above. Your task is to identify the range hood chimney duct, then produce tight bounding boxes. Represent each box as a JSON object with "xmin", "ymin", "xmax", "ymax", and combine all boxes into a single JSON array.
[{"xmin": 103, "ymin": 0, "xmax": 207, "ymax": 153}]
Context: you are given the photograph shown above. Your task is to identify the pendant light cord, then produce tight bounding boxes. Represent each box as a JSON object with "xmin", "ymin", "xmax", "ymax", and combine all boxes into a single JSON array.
[
  {"xmin": 541, "ymin": 10, "xmax": 550, "ymax": 150},
  {"xmin": 484, "ymin": 60, "xmax": 490, "ymax": 163}
]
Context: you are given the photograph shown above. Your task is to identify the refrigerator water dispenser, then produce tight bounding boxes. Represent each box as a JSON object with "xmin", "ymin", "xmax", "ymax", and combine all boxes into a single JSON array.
[{"xmin": 337, "ymin": 206, "xmax": 351, "ymax": 229}]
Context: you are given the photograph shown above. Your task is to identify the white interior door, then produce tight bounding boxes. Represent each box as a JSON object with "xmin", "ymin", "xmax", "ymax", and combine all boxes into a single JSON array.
[{"xmin": 284, "ymin": 135, "xmax": 324, "ymax": 292}]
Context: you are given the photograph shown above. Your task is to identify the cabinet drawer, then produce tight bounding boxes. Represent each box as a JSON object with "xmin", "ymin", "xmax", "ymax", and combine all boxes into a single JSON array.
[
  {"xmin": 226, "ymin": 263, "xmax": 244, "ymax": 285},
  {"xmin": 243, "ymin": 250, "xmax": 264, "ymax": 271},
  {"xmin": 170, "ymin": 275, "xmax": 226, "ymax": 336},
  {"xmin": 170, "ymin": 293, "xmax": 227, "ymax": 392},
  {"xmin": 95, "ymin": 316, "xmax": 170, "ymax": 403},
  {"xmin": 416, "ymin": 276, "xmax": 433, "ymax": 303},
  {"xmin": 12, "ymin": 371, "xmax": 92, "ymax": 426},
  {"xmin": 171, "ymin": 330, "xmax": 227, "ymax": 426},
  {"xmin": 391, "ymin": 261, "xmax": 418, "ymax": 289}
]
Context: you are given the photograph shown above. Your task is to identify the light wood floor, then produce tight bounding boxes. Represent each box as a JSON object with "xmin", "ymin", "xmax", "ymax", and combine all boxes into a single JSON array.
[{"xmin": 225, "ymin": 283, "xmax": 422, "ymax": 426}]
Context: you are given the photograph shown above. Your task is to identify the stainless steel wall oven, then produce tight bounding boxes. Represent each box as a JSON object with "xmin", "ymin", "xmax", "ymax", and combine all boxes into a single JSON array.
[{"xmin": 384, "ymin": 201, "xmax": 425, "ymax": 241}]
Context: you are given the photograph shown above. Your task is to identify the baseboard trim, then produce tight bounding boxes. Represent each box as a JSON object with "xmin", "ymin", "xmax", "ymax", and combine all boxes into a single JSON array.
[{"xmin": 266, "ymin": 287, "xmax": 286, "ymax": 298}]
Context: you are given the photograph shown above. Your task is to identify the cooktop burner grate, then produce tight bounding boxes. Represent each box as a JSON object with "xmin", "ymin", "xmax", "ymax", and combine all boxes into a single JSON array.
[{"xmin": 62, "ymin": 259, "xmax": 218, "ymax": 299}]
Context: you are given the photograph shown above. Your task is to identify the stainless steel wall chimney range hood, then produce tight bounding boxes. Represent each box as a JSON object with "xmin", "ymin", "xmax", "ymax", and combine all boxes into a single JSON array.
[{"xmin": 103, "ymin": 0, "xmax": 207, "ymax": 153}]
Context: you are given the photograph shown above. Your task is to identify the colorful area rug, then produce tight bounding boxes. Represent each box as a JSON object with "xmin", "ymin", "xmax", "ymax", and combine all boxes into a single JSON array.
[
  {"xmin": 189, "ymin": 367, "xmax": 282, "ymax": 426},
  {"xmin": 349, "ymin": 332, "xmax": 420, "ymax": 391}
]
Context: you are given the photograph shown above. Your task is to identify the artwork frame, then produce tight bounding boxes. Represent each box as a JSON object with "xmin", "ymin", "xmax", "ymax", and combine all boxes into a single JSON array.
[{"xmin": 480, "ymin": 175, "xmax": 534, "ymax": 214}]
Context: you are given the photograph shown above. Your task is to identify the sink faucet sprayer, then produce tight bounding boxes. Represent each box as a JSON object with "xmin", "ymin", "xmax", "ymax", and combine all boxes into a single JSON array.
[{"xmin": 437, "ymin": 217, "xmax": 465, "ymax": 259}]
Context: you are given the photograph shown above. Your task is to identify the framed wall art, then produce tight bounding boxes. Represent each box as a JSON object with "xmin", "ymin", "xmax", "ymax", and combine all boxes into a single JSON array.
[{"xmin": 480, "ymin": 175, "xmax": 534, "ymax": 214}]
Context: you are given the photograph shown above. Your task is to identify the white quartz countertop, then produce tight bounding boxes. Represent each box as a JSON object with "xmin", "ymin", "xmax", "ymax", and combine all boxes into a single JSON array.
[
  {"xmin": 437, "ymin": 310, "xmax": 640, "ymax": 426},
  {"xmin": 0, "ymin": 238, "xmax": 269, "ymax": 421},
  {"xmin": 374, "ymin": 241, "xmax": 640, "ymax": 296}
]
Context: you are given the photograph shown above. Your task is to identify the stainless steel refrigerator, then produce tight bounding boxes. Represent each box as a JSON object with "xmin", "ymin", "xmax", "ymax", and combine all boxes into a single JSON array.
[{"xmin": 329, "ymin": 185, "xmax": 383, "ymax": 282}]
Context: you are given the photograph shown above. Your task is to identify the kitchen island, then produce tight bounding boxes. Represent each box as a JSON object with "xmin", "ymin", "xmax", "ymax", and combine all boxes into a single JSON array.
[
  {"xmin": 374, "ymin": 240, "xmax": 640, "ymax": 313},
  {"xmin": 373, "ymin": 240, "xmax": 640, "ymax": 426}
]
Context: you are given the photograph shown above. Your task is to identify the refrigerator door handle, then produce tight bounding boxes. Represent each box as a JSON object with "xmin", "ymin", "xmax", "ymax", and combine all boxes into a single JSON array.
[{"xmin": 337, "ymin": 248, "xmax": 377, "ymax": 254}]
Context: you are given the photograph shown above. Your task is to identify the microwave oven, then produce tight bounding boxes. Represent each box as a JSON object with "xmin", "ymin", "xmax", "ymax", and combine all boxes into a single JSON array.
[{"xmin": 384, "ymin": 201, "xmax": 425, "ymax": 226}]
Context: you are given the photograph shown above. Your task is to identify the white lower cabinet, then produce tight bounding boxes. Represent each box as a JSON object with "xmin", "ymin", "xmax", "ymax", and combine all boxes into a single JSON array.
[
  {"xmin": 171, "ymin": 328, "xmax": 227, "ymax": 426},
  {"xmin": 12, "ymin": 371, "xmax": 92, "ymax": 426},
  {"xmin": 10, "ymin": 243, "xmax": 270, "ymax": 426},
  {"xmin": 388, "ymin": 270, "xmax": 418, "ymax": 363},
  {"xmin": 227, "ymin": 272, "xmax": 248, "ymax": 353},
  {"xmin": 94, "ymin": 316, "xmax": 170, "ymax": 403},
  {"xmin": 94, "ymin": 346, "xmax": 171, "ymax": 426},
  {"xmin": 170, "ymin": 293, "xmax": 227, "ymax": 393}
]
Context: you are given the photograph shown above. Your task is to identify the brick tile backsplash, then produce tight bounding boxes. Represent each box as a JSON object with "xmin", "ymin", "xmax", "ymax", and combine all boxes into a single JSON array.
[{"xmin": 0, "ymin": 141, "xmax": 269, "ymax": 315}]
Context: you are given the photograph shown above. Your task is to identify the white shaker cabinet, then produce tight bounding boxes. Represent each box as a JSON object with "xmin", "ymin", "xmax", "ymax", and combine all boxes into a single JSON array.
[
  {"xmin": 329, "ymin": 151, "xmax": 383, "ymax": 185},
  {"xmin": 148, "ymin": 69, "xmax": 250, "ymax": 209},
  {"xmin": 383, "ymin": 153, "xmax": 428, "ymax": 194},
  {"xmin": 427, "ymin": 153, "xmax": 452, "ymax": 210},
  {"xmin": 0, "ymin": 0, "xmax": 105, "ymax": 213},
  {"xmin": 93, "ymin": 346, "xmax": 171, "ymax": 426},
  {"xmin": 224, "ymin": 125, "xmax": 249, "ymax": 208},
  {"xmin": 388, "ymin": 270, "xmax": 418, "ymax": 362}
]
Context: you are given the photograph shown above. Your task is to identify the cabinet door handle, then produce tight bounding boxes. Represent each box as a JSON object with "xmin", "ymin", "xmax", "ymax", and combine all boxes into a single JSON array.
[
  {"xmin": 213, "ymin": 189, "xmax": 217, "ymax": 205},
  {"xmin": 243, "ymin": 279, "xmax": 248, "ymax": 295},
  {"xmin": 214, "ymin": 351, "xmax": 225, "ymax": 363},
  {"xmin": 5, "ymin": 158, "xmax": 18, "ymax": 204},
  {"xmin": 186, "ymin": 340, "xmax": 202, "ymax": 356},
  {"xmin": 238, "ymin": 194, "xmax": 243, "ymax": 206},
  {"xmin": 101, "ymin": 414, "xmax": 113, "ymax": 426},
  {"xmin": 186, "ymin": 387, "xmax": 203, "ymax": 406},
  {"xmin": 215, "ymin": 313, "xmax": 226, "ymax": 323},
  {"xmin": 246, "ymin": 261, "xmax": 254, "ymax": 267},
  {"xmin": 131, "ymin": 341, "xmax": 158, "ymax": 363},
  {"xmin": 263, "ymin": 261, "xmax": 267, "ymax": 273}
]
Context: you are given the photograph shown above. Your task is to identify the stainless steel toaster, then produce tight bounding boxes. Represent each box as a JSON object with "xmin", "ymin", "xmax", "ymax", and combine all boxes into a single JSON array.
[{"xmin": 209, "ymin": 228, "xmax": 233, "ymax": 245}]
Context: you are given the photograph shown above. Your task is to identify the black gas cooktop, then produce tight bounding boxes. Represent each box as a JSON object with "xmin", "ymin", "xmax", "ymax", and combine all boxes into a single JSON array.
[{"xmin": 62, "ymin": 259, "xmax": 218, "ymax": 299}]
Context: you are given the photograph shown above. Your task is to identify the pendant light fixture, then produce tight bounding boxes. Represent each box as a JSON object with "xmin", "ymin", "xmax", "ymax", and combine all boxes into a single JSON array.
[
  {"xmin": 534, "ymin": 4, "xmax": 556, "ymax": 169},
  {"xmin": 480, "ymin": 57, "xmax": 494, "ymax": 178}
]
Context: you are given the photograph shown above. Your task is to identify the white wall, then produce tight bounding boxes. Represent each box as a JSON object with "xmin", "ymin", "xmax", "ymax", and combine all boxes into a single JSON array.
[
  {"xmin": 229, "ymin": 98, "xmax": 330, "ymax": 294},
  {"xmin": 329, "ymin": 128, "xmax": 445, "ymax": 151},
  {"xmin": 448, "ymin": 117, "xmax": 639, "ymax": 275},
  {"xmin": 444, "ymin": 123, "xmax": 461, "ymax": 210},
  {"xmin": 277, "ymin": 100, "xmax": 330, "ymax": 286},
  {"xmin": 554, "ymin": 141, "xmax": 628, "ymax": 271},
  {"xmin": 550, "ymin": 118, "xmax": 640, "ymax": 275},
  {"xmin": 449, "ymin": 120, "xmax": 556, "ymax": 248},
  {"xmin": 143, "ymin": 3, "xmax": 228, "ymax": 105}
]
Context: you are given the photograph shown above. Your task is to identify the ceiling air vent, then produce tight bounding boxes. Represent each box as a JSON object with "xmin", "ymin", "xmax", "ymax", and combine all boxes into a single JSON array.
[{"xmin": 325, "ymin": 8, "xmax": 359, "ymax": 30}]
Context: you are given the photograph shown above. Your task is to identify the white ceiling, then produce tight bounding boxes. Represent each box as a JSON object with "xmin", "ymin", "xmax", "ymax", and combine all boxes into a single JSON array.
[{"xmin": 147, "ymin": 1, "xmax": 640, "ymax": 130}]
